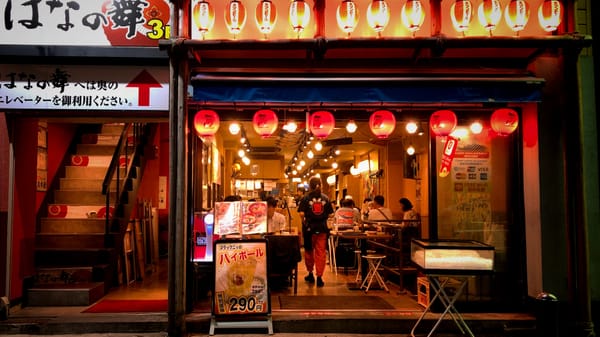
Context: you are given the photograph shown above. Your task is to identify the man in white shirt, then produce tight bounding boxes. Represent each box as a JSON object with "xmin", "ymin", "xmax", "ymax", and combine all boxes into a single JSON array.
[
  {"xmin": 366, "ymin": 195, "xmax": 392, "ymax": 222},
  {"xmin": 266, "ymin": 197, "xmax": 287, "ymax": 233}
]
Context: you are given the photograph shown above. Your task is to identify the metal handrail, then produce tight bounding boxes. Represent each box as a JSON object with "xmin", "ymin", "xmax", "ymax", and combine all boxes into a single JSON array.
[{"xmin": 101, "ymin": 123, "xmax": 141, "ymax": 235}]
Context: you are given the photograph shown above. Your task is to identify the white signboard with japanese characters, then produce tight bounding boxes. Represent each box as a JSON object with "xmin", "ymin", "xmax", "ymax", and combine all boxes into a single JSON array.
[
  {"xmin": 0, "ymin": 64, "xmax": 169, "ymax": 110},
  {"xmin": 0, "ymin": 0, "xmax": 171, "ymax": 46}
]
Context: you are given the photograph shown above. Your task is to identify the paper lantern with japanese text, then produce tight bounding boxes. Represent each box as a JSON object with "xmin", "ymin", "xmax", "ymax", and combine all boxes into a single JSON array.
[
  {"xmin": 309, "ymin": 111, "xmax": 335, "ymax": 139},
  {"xmin": 430, "ymin": 110, "xmax": 457, "ymax": 137},
  {"xmin": 491, "ymin": 108, "xmax": 519, "ymax": 136},
  {"xmin": 367, "ymin": 0, "xmax": 390, "ymax": 35},
  {"xmin": 336, "ymin": 0, "xmax": 359, "ymax": 35},
  {"xmin": 193, "ymin": 0, "xmax": 216, "ymax": 38},
  {"xmin": 451, "ymin": 0, "xmax": 473, "ymax": 33},
  {"xmin": 538, "ymin": 0, "xmax": 562, "ymax": 32},
  {"xmin": 401, "ymin": 0, "xmax": 425, "ymax": 33},
  {"xmin": 504, "ymin": 0, "xmax": 530, "ymax": 33},
  {"xmin": 225, "ymin": 0, "xmax": 247, "ymax": 37},
  {"xmin": 289, "ymin": 0, "xmax": 311, "ymax": 36},
  {"xmin": 369, "ymin": 110, "xmax": 396, "ymax": 139},
  {"xmin": 255, "ymin": 0, "xmax": 277, "ymax": 36},
  {"xmin": 194, "ymin": 109, "xmax": 220, "ymax": 137},
  {"xmin": 253, "ymin": 109, "xmax": 279, "ymax": 137},
  {"xmin": 478, "ymin": 0, "xmax": 502, "ymax": 33}
]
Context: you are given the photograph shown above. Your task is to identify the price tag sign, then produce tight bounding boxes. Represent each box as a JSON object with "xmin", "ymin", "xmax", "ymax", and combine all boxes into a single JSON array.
[{"xmin": 213, "ymin": 240, "xmax": 270, "ymax": 316}]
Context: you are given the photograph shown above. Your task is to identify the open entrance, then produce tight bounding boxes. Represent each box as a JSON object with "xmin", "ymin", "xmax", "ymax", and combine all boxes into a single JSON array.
[{"xmin": 187, "ymin": 75, "xmax": 538, "ymax": 313}]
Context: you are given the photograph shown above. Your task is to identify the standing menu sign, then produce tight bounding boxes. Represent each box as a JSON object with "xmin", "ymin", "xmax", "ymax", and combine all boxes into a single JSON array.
[{"xmin": 213, "ymin": 240, "xmax": 270, "ymax": 316}]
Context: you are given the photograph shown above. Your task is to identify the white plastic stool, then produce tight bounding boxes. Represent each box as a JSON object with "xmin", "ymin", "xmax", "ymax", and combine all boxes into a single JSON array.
[
  {"xmin": 354, "ymin": 250, "xmax": 362, "ymax": 283},
  {"xmin": 360, "ymin": 254, "xmax": 389, "ymax": 293}
]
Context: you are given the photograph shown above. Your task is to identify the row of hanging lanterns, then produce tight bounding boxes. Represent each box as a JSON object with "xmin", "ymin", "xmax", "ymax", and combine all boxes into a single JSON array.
[
  {"xmin": 194, "ymin": 108, "xmax": 519, "ymax": 139},
  {"xmin": 193, "ymin": 109, "xmax": 398, "ymax": 139},
  {"xmin": 429, "ymin": 108, "xmax": 519, "ymax": 137},
  {"xmin": 193, "ymin": 0, "xmax": 562, "ymax": 39}
]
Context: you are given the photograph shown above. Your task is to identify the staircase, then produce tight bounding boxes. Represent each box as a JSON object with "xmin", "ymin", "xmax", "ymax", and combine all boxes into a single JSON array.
[{"xmin": 27, "ymin": 123, "xmax": 142, "ymax": 306}]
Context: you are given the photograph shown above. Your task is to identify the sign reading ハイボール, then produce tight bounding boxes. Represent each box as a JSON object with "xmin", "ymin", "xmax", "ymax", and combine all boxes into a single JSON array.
[
  {"xmin": 0, "ymin": 0, "xmax": 171, "ymax": 46},
  {"xmin": 0, "ymin": 64, "xmax": 169, "ymax": 110},
  {"xmin": 213, "ymin": 240, "xmax": 270, "ymax": 316}
]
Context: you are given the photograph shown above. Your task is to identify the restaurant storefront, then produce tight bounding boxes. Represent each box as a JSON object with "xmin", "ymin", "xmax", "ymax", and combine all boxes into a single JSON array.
[{"xmin": 162, "ymin": 0, "xmax": 597, "ymax": 336}]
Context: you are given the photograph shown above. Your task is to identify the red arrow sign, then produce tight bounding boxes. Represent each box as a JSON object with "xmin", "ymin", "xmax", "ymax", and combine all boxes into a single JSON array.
[{"xmin": 127, "ymin": 70, "xmax": 163, "ymax": 106}]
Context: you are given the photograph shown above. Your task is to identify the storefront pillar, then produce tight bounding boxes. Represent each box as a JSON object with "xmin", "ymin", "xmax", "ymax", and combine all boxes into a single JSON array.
[{"xmin": 167, "ymin": 45, "xmax": 189, "ymax": 336}]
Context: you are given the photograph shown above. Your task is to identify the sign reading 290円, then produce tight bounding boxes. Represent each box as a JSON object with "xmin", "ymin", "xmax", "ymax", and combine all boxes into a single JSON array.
[{"xmin": 213, "ymin": 240, "xmax": 269, "ymax": 315}]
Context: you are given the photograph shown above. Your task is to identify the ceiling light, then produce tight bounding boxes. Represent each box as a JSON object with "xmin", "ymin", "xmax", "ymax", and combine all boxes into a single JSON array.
[
  {"xmin": 242, "ymin": 157, "xmax": 251, "ymax": 165},
  {"xmin": 314, "ymin": 141, "xmax": 323, "ymax": 151},
  {"xmin": 283, "ymin": 120, "xmax": 297, "ymax": 132},
  {"xmin": 406, "ymin": 145, "xmax": 416, "ymax": 155},
  {"xmin": 332, "ymin": 161, "xmax": 339, "ymax": 169},
  {"xmin": 307, "ymin": 150, "xmax": 314, "ymax": 159},
  {"xmin": 470, "ymin": 121, "xmax": 483, "ymax": 134},
  {"xmin": 406, "ymin": 121, "xmax": 418, "ymax": 134},
  {"xmin": 237, "ymin": 149, "xmax": 246, "ymax": 158},
  {"xmin": 229, "ymin": 122, "xmax": 241, "ymax": 135},
  {"xmin": 346, "ymin": 119, "xmax": 357, "ymax": 133}
]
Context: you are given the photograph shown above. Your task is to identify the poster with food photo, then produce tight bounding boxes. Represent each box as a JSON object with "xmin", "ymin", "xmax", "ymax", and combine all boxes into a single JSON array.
[
  {"xmin": 213, "ymin": 240, "xmax": 270, "ymax": 315},
  {"xmin": 214, "ymin": 201, "xmax": 267, "ymax": 235}
]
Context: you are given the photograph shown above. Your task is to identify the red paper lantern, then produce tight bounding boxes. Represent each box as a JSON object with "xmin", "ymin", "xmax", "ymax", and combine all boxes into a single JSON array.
[
  {"xmin": 401, "ymin": 0, "xmax": 425, "ymax": 33},
  {"xmin": 504, "ymin": 0, "xmax": 530, "ymax": 33},
  {"xmin": 225, "ymin": 0, "xmax": 247, "ymax": 37},
  {"xmin": 289, "ymin": 0, "xmax": 311, "ymax": 37},
  {"xmin": 253, "ymin": 109, "xmax": 279, "ymax": 137},
  {"xmin": 369, "ymin": 110, "xmax": 396, "ymax": 139},
  {"xmin": 309, "ymin": 111, "xmax": 335, "ymax": 139},
  {"xmin": 367, "ymin": 0, "xmax": 390, "ymax": 35},
  {"xmin": 451, "ymin": 0, "xmax": 473, "ymax": 33},
  {"xmin": 430, "ymin": 110, "xmax": 457, "ymax": 137},
  {"xmin": 538, "ymin": 0, "xmax": 562, "ymax": 32},
  {"xmin": 193, "ymin": 0, "xmax": 216, "ymax": 38},
  {"xmin": 194, "ymin": 109, "xmax": 220, "ymax": 137},
  {"xmin": 336, "ymin": 0, "xmax": 359, "ymax": 36},
  {"xmin": 477, "ymin": 0, "xmax": 502, "ymax": 33},
  {"xmin": 255, "ymin": 0, "xmax": 277, "ymax": 36},
  {"xmin": 490, "ymin": 108, "xmax": 519, "ymax": 136}
]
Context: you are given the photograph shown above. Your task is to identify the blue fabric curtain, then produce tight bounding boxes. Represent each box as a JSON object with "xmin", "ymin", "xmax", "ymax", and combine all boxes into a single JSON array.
[{"xmin": 192, "ymin": 77, "xmax": 543, "ymax": 103}]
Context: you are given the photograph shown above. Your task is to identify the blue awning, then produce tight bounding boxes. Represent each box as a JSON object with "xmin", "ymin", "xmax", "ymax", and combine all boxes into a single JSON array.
[{"xmin": 191, "ymin": 75, "xmax": 544, "ymax": 103}]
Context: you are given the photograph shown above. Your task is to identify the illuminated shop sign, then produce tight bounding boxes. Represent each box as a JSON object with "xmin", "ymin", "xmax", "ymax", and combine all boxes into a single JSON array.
[
  {"xmin": 0, "ymin": 0, "xmax": 171, "ymax": 46},
  {"xmin": 0, "ymin": 65, "xmax": 169, "ymax": 111}
]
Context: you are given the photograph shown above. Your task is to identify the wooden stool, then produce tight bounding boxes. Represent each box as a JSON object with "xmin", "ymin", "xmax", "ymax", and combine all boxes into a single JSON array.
[{"xmin": 360, "ymin": 254, "xmax": 389, "ymax": 293}]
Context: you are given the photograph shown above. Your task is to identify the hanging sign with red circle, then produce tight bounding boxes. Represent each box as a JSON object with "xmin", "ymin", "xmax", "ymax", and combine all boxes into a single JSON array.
[{"xmin": 439, "ymin": 136, "xmax": 458, "ymax": 178}]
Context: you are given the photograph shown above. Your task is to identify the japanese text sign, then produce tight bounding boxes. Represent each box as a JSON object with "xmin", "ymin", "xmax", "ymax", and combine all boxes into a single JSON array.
[
  {"xmin": 213, "ymin": 240, "xmax": 270, "ymax": 315},
  {"xmin": 0, "ymin": 0, "xmax": 171, "ymax": 46},
  {"xmin": 0, "ymin": 64, "xmax": 169, "ymax": 110}
]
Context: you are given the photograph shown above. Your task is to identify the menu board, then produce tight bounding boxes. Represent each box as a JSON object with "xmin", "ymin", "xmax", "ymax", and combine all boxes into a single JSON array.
[
  {"xmin": 214, "ymin": 201, "xmax": 267, "ymax": 235},
  {"xmin": 213, "ymin": 240, "xmax": 270, "ymax": 316}
]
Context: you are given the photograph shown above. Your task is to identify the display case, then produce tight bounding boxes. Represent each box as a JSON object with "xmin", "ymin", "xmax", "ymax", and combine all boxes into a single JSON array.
[{"xmin": 411, "ymin": 239, "xmax": 494, "ymax": 274}]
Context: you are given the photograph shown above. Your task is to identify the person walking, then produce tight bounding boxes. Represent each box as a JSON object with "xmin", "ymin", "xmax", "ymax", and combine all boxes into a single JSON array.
[{"xmin": 298, "ymin": 176, "xmax": 334, "ymax": 287}]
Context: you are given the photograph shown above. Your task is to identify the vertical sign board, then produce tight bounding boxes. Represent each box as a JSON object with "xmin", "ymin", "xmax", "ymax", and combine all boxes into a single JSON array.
[{"xmin": 213, "ymin": 239, "xmax": 270, "ymax": 316}]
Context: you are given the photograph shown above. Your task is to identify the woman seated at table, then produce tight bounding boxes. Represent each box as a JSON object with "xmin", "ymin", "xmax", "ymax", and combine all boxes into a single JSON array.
[{"xmin": 333, "ymin": 198, "xmax": 362, "ymax": 231}]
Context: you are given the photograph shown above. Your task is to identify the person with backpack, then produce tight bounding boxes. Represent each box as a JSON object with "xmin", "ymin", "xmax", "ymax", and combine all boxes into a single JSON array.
[{"xmin": 297, "ymin": 176, "xmax": 334, "ymax": 287}]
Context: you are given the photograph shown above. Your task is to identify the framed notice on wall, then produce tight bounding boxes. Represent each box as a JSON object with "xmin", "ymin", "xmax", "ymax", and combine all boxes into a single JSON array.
[{"xmin": 212, "ymin": 239, "xmax": 270, "ymax": 316}]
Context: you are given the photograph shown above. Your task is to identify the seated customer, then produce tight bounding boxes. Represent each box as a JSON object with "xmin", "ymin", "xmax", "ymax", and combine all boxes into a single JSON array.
[
  {"xmin": 266, "ymin": 196, "xmax": 287, "ymax": 234},
  {"xmin": 399, "ymin": 197, "xmax": 419, "ymax": 227},
  {"xmin": 366, "ymin": 195, "xmax": 392, "ymax": 222},
  {"xmin": 334, "ymin": 198, "xmax": 362, "ymax": 230}
]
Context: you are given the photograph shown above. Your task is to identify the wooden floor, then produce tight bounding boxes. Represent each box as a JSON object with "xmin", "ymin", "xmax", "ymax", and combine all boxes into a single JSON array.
[{"xmin": 103, "ymin": 253, "xmax": 424, "ymax": 312}]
